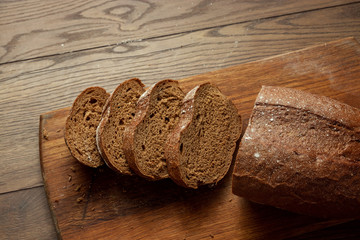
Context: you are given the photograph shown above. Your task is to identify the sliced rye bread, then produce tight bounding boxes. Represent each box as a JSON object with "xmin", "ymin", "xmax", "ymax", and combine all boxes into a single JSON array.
[
  {"xmin": 165, "ymin": 83, "xmax": 242, "ymax": 189},
  {"xmin": 232, "ymin": 86, "xmax": 360, "ymax": 218},
  {"xmin": 96, "ymin": 78, "xmax": 145, "ymax": 175},
  {"xmin": 123, "ymin": 80, "xmax": 185, "ymax": 180},
  {"xmin": 65, "ymin": 87, "xmax": 110, "ymax": 168}
]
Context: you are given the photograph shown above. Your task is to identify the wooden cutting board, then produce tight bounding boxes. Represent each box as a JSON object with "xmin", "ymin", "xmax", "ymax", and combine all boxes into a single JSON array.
[{"xmin": 39, "ymin": 37, "xmax": 360, "ymax": 240}]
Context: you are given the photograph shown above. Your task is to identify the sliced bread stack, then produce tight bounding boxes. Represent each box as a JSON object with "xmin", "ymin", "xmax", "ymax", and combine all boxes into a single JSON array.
[
  {"xmin": 123, "ymin": 80, "xmax": 186, "ymax": 180},
  {"xmin": 65, "ymin": 79, "xmax": 241, "ymax": 188},
  {"xmin": 65, "ymin": 81, "xmax": 360, "ymax": 216}
]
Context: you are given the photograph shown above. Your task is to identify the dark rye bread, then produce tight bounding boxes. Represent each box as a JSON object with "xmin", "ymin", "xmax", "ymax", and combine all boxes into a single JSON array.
[
  {"xmin": 65, "ymin": 87, "xmax": 110, "ymax": 168},
  {"xmin": 123, "ymin": 80, "xmax": 185, "ymax": 180},
  {"xmin": 232, "ymin": 86, "xmax": 360, "ymax": 219},
  {"xmin": 96, "ymin": 78, "xmax": 145, "ymax": 175},
  {"xmin": 165, "ymin": 83, "xmax": 242, "ymax": 189}
]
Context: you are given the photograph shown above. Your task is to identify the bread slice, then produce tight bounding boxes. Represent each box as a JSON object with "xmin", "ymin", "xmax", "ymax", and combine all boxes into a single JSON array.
[
  {"xmin": 65, "ymin": 87, "xmax": 110, "ymax": 168},
  {"xmin": 123, "ymin": 80, "xmax": 185, "ymax": 180},
  {"xmin": 232, "ymin": 86, "xmax": 360, "ymax": 218},
  {"xmin": 96, "ymin": 78, "xmax": 145, "ymax": 175},
  {"xmin": 165, "ymin": 83, "xmax": 242, "ymax": 189}
]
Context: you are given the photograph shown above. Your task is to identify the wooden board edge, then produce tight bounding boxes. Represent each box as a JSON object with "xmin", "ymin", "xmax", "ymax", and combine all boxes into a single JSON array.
[
  {"xmin": 39, "ymin": 114, "xmax": 63, "ymax": 240},
  {"xmin": 41, "ymin": 106, "xmax": 71, "ymax": 118},
  {"xmin": 180, "ymin": 37, "xmax": 359, "ymax": 82},
  {"xmin": 251, "ymin": 36, "xmax": 359, "ymax": 63}
]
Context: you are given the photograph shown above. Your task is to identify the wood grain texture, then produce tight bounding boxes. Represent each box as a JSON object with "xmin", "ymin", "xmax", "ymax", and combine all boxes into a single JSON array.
[
  {"xmin": 40, "ymin": 38, "xmax": 360, "ymax": 239},
  {"xmin": 0, "ymin": 187, "xmax": 58, "ymax": 240},
  {"xmin": 2, "ymin": 2, "xmax": 360, "ymax": 194},
  {"xmin": 0, "ymin": 0, "xmax": 357, "ymax": 64}
]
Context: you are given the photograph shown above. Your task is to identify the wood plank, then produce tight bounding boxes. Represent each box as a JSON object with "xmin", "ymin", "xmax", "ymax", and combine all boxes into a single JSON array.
[
  {"xmin": 40, "ymin": 38, "xmax": 360, "ymax": 239},
  {"xmin": 0, "ymin": 187, "xmax": 58, "ymax": 240},
  {"xmin": 0, "ymin": 0, "xmax": 357, "ymax": 63},
  {"xmin": 2, "ymin": 3, "xmax": 360, "ymax": 194},
  {"xmin": 292, "ymin": 220, "xmax": 360, "ymax": 239}
]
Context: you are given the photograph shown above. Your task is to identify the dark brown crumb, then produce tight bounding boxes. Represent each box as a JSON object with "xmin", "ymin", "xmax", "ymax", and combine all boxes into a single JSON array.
[
  {"xmin": 64, "ymin": 87, "xmax": 109, "ymax": 168},
  {"xmin": 97, "ymin": 78, "xmax": 145, "ymax": 175},
  {"xmin": 129, "ymin": 80, "xmax": 185, "ymax": 180},
  {"xmin": 70, "ymin": 166, "xmax": 76, "ymax": 172},
  {"xmin": 56, "ymin": 129, "xmax": 62, "ymax": 133},
  {"xmin": 91, "ymin": 207, "xmax": 95, "ymax": 211},
  {"xmin": 166, "ymin": 83, "xmax": 241, "ymax": 189},
  {"xmin": 43, "ymin": 129, "xmax": 49, "ymax": 140},
  {"xmin": 68, "ymin": 174, "xmax": 72, "ymax": 182},
  {"xmin": 76, "ymin": 197, "xmax": 84, "ymax": 203},
  {"xmin": 209, "ymin": 234, "xmax": 214, "ymax": 238},
  {"xmin": 54, "ymin": 199, "xmax": 59, "ymax": 203}
]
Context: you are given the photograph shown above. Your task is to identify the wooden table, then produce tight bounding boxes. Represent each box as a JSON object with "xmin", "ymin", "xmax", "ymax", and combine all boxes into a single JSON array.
[{"xmin": 1, "ymin": 1, "xmax": 360, "ymax": 239}]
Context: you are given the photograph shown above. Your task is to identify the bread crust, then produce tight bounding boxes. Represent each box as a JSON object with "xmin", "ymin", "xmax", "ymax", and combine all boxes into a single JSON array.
[
  {"xmin": 96, "ymin": 78, "xmax": 144, "ymax": 175},
  {"xmin": 65, "ymin": 87, "xmax": 109, "ymax": 168},
  {"xmin": 257, "ymin": 86, "xmax": 360, "ymax": 129},
  {"xmin": 96, "ymin": 105, "xmax": 110, "ymax": 163},
  {"xmin": 232, "ymin": 86, "xmax": 360, "ymax": 219},
  {"xmin": 166, "ymin": 85, "xmax": 200, "ymax": 188},
  {"xmin": 123, "ymin": 79, "xmax": 179, "ymax": 180},
  {"xmin": 166, "ymin": 83, "xmax": 242, "ymax": 188}
]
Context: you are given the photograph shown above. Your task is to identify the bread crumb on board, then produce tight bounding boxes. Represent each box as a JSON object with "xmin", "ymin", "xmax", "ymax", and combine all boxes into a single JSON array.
[
  {"xmin": 77, "ymin": 197, "xmax": 84, "ymax": 203},
  {"xmin": 74, "ymin": 184, "xmax": 81, "ymax": 192},
  {"xmin": 70, "ymin": 166, "xmax": 76, "ymax": 172},
  {"xmin": 43, "ymin": 129, "xmax": 49, "ymax": 140}
]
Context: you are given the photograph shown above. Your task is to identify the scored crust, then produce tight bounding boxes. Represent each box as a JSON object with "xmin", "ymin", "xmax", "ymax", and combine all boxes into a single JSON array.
[
  {"xmin": 64, "ymin": 87, "xmax": 109, "ymax": 168},
  {"xmin": 256, "ymin": 86, "xmax": 360, "ymax": 129},
  {"xmin": 166, "ymin": 83, "xmax": 242, "ymax": 189},
  {"xmin": 123, "ymin": 79, "xmax": 185, "ymax": 180},
  {"xmin": 96, "ymin": 78, "xmax": 145, "ymax": 175},
  {"xmin": 232, "ymin": 85, "xmax": 360, "ymax": 218}
]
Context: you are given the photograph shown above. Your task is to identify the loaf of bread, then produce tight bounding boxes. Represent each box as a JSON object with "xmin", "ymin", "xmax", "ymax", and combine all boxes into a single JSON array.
[
  {"xmin": 96, "ymin": 78, "xmax": 145, "ymax": 175},
  {"xmin": 65, "ymin": 87, "xmax": 110, "ymax": 168},
  {"xmin": 166, "ymin": 83, "xmax": 242, "ymax": 189},
  {"xmin": 232, "ymin": 86, "xmax": 360, "ymax": 218},
  {"xmin": 123, "ymin": 80, "xmax": 185, "ymax": 180}
]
